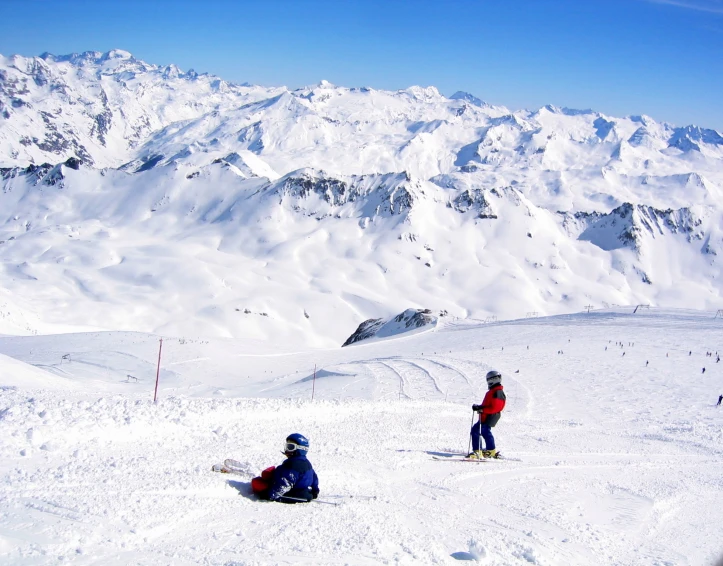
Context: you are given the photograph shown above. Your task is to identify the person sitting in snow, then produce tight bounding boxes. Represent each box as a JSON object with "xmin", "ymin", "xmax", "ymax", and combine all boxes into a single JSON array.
[
  {"xmin": 251, "ymin": 433, "xmax": 319, "ymax": 503},
  {"xmin": 467, "ymin": 370, "xmax": 506, "ymax": 459}
]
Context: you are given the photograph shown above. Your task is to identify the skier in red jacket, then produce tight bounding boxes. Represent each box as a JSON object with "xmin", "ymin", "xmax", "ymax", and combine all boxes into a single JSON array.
[{"xmin": 467, "ymin": 370, "xmax": 506, "ymax": 459}]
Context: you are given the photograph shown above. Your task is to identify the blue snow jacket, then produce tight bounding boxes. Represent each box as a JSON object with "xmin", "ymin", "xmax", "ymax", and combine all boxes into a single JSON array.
[{"xmin": 268, "ymin": 453, "xmax": 319, "ymax": 502}]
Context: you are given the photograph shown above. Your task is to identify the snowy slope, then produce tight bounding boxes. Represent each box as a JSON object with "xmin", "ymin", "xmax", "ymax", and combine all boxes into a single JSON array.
[{"xmin": 1, "ymin": 309, "xmax": 722, "ymax": 565}]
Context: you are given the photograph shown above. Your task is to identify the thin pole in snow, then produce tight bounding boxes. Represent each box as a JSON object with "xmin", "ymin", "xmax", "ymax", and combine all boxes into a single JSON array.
[
  {"xmin": 467, "ymin": 410, "xmax": 476, "ymax": 455},
  {"xmin": 311, "ymin": 364, "xmax": 317, "ymax": 401},
  {"xmin": 153, "ymin": 338, "xmax": 163, "ymax": 403},
  {"xmin": 282, "ymin": 495, "xmax": 338, "ymax": 506}
]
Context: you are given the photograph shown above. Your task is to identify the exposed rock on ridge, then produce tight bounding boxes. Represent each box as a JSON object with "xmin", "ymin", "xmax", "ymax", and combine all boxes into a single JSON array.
[{"xmin": 342, "ymin": 309, "xmax": 439, "ymax": 347}]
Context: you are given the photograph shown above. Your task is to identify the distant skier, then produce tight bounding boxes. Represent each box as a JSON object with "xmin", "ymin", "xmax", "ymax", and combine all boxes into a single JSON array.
[
  {"xmin": 702, "ymin": 367, "xmax": 706, "ymax": 374},
  {"xmin": 467, "ymin": 370, "xmax": 506, "ymax": 459},
  {"xmin": 251, "ymin": 433, "xmax": 319, "ymax": 503},
  {"xmin": 717, "ymin": 395, "xmax": 722, "ymax": 406}
]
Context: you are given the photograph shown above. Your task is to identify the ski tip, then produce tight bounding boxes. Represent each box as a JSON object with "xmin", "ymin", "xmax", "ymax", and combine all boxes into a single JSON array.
[{"xmin": 212, "ymin": 463, "xmax": 238, "ymax": 473}]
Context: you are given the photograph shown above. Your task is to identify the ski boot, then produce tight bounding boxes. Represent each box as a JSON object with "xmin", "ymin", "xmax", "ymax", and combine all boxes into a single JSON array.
[
  {"xmin": 465, "ymin": 450, "xmax": 485, "ymax": 460},
  {"xmin": 482, "ymin": 449, "xmax": 500, "ymax": 459}
]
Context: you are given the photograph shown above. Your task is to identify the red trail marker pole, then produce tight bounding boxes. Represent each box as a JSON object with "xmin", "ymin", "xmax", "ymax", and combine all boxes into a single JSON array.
[{"xmin": 153, "ymin": 338, "xmax": 163, "ymax": 403}]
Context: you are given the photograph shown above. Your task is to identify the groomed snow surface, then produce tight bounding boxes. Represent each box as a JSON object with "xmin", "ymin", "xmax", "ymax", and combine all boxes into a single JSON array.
[{"xmin": 1, "ymin": 309, "xmax": 722, "ymax": 565}]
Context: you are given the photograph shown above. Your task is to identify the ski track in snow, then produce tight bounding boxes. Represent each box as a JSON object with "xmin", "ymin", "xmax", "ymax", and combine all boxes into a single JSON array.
[{"xmin": 1, "ymin": 310, "xmax": 723, "ymax": 565}]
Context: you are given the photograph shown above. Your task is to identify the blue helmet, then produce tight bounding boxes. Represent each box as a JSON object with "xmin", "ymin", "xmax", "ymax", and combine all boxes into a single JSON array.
[{"xmin": 284, "ymin": 433, "xmax": 309, "ymax": 455}]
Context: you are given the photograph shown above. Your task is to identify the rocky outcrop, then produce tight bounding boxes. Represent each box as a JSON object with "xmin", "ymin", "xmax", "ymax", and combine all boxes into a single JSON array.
[
  {"xmin": 269, "ymin": 169, "xmax": 417, "ymax": 219},
  {"xmin": 342, "ymin": 308, "xmax": 439, "ymax": 346},
  {"xmin": 450, "ymin": 188, "xmax": 497, "ymax": 218},
  {"xmin": 0, "ymin": 157, "xmax": 82, "ymax": 188},
  {"xmin": 341, "ymin": 317, "xmax": 385, "ymax": 347},
  {"xmin": 577, "ymin": 203, "xmax": 703, "ymax": 251}
]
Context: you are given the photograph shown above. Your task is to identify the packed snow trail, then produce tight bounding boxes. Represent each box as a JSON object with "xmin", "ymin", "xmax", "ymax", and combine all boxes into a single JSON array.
[{"xmin": 1, "ymin": 310, "xmax": 723, "ymax": 564}]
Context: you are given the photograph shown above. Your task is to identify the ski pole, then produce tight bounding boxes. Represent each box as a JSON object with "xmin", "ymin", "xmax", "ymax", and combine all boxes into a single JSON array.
[
  {"xmin": 467, "ymin": 409, "xmax": 476, "ymax": 455},
  {"xmin": 281, "ymin": 495, "xmax": 339, "ymax": 506}
]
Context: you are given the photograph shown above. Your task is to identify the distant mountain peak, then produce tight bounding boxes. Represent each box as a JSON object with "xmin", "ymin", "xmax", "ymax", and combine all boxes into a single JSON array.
[
  {"xmin": 39, "ymin": 49, "xmax": 135, "ymax": 66},
  {"xmin": 100, "ymin": 48, "xmax": 133, "ymax": 61},
  {"xmin": 402, "ymin": 85, "xmax": 444, "ymax": 101},
  {"xmin": 450, "ymin": 91, "xmax": 486, "ymax": 107}
]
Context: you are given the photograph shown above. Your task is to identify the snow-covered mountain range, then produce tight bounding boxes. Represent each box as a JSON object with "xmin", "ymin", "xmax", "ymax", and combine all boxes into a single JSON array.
[{"xmin": 2, "ymin": 49, "xmax": 723, "ymax": 345}]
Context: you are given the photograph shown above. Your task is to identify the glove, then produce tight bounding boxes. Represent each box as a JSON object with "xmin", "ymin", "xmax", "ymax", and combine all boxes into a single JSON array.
[
  {"xmin": 311, "ymin": 489, "xmax": 319, "ymax": 500},
  {"xmin": 472, "ymin": 404, "xmax": 482, "ymax": 412}
]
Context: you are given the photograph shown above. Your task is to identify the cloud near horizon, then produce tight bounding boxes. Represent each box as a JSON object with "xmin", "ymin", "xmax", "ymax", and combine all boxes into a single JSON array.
[{"xmin": 646, "ymin": 0, "xmax": 723, "ymax": 13}]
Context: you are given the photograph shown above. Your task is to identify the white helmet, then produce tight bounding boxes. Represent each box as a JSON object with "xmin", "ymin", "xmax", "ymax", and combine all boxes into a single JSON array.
[{"xmin": 486, "ymin": 370, "xmax": 502, "ymax": 386}]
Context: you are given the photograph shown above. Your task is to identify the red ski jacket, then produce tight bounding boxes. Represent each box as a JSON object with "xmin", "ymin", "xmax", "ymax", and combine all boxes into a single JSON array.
[{"xmin": 478, "ymin": 385, "xmax": 506, "ymax": 420}]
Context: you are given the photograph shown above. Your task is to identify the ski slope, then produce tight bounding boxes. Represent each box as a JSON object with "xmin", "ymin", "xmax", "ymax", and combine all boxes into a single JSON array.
[{"xmin": 1, "ymin": 309, "xmax": 722, "ymax": 565}]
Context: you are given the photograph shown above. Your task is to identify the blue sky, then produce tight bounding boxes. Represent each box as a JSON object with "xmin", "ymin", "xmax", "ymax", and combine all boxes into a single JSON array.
[{"xmin": 1, "ymin": 0, "xmax": 722, "ymax": 130}]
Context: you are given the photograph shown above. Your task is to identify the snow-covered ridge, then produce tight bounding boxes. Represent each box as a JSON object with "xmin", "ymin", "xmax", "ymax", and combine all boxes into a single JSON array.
[
  {"xmin": 0, "ymin": 50, "xmax": 286, "ymax": 168},
  {"xmin": 4, "ymin": 49, "xmax": 721, "ymax": 173}
]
